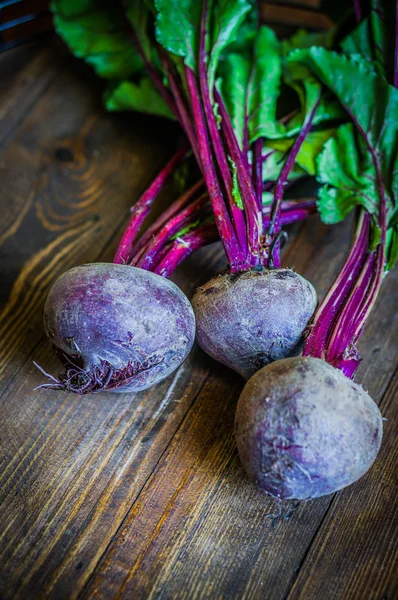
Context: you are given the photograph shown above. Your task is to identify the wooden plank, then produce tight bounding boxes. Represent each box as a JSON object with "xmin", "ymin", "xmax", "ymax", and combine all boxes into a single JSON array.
[
  {"xmin": 0, "ymin": 341, "xmax": 212, "ymax": 599},
  {"xmin": 260, "ymin": 4, "xmax": 332, "ymax": 29},
  {"xmin": 265, "ymin": 0, "xmax": 321, "ymax": 8},
  {"xmin": 0, "ymin": 38, "xmax": 67, "ymax": 149}
]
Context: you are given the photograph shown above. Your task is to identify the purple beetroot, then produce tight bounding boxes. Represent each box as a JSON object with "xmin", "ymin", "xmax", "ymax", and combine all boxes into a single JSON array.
[
  {"xmin": 43, "ymin": 263, "xmax": 195, "ymax": 393},
  {"xmin": 235, "ymin": 357, "xmax": 382, "ymax": 500},
  {"xmin": 192, "ymin": 269, "xmax": 317, "ymax": 380}
]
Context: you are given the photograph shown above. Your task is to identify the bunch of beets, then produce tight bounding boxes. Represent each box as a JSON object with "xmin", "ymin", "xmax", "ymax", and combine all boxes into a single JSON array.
[{"xmin": 39, "ymin": 0, "xmax": 398, "ymax": 501}]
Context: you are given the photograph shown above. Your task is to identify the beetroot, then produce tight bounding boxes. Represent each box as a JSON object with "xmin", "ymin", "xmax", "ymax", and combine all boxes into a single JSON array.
[
  {"xmin": 192, "ymin": 269, "xmax": 317, "ymax": 379},
  {"xmin": 43, "ymin": 263, "xmax": 195, "ymax": 393},
  {"xmin": 235, "ymin": 357, "xmax": 383, "ymax": 500}
]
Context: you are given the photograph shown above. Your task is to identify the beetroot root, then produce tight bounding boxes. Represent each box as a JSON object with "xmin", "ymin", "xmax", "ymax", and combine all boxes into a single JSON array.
[
  {"xmin": 43, "ymin": 263, "xmax": 195, "ymax": 393},
  {"xmin": 235, "ymin": 356, "xmax": 383, "ymax": 500},
  {"xmin": 192, "ymin": 268, "xmax": 317, "ymax": 379}
]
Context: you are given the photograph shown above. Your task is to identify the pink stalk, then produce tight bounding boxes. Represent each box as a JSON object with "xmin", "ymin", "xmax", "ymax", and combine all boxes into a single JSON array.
[
  {"xmin": 154, "ymin": 223, "xmax": 219, "ymax": 277},
  {"xmin": 130, "ymin": 179, "xmax": 205, "ymax": 264},
  {"xmin": 348, "ymin": 245, "xmax": 384, "ymax": 343},
  {"xmin": 353, "ymin": 0, "xmax": 362, "ymax": 23},
  {"xmin": 268, "ymin": 99, "xmax": 320, "ymax": 267},
  {"xmin": 214, "ymin": 89, "xmax": 262, "ymax": 265},
  {"xmin": 252, "ymin": 138, "xmax": 263, "ymax": 210},
  {"xmin": 305, "ymin": 99, "xmax": 388, "ymax": 378},
  {"xmin": 326, "ymin": 251, "xmax": 375, "ymax": 375},
  {"xmin": 303, "ymin": 211, "xmax": 370, "ymax": 359},
  {"xmin": 153, "ymin": 199, "xmax": 316, "ymax": 278},
  {"xmin": 119, "ymin": 7, "xmax": 177, "ymax": 119},
  {"xmin": 137, "ymin": 193, "xmax": 210, "ymax": 270},
  {"xmin": 159, "ymin": 49, "xmax": 202, "ymax": 167},
  {"xmin": 198, "ymin": 0, "xmax": 247, "ymax": 256},
  {"xmin": 114, "ymin": 143, "xmax": 190, "ymax": 264},
  {"xmin": 185, "ymin": 66, "xmax": 243, "ymax": 269}
]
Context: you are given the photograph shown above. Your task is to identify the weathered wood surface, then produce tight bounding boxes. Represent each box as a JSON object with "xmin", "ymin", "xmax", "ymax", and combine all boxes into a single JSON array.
[{"xmin": 0, "ymin": 40, "xmax": 397, "ymax": 600}]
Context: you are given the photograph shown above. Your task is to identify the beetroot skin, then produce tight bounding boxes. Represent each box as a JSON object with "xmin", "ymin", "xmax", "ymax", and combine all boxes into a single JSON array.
[
  {"xmin": 192, "ymin": 269, "xmax": 317, "ymax": 379},
  {"xmin": 235, "ymin": 357, "xmax": 383, "ymax": 500},
  {"xmin": 43, "ymin": 263, "xmax": 195, "ymax": 393}
]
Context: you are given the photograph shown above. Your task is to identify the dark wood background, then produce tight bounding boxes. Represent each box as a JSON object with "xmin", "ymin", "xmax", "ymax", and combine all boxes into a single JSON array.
[{"xmin": 0, "ymin": 28, "xmax": 397, "ymax": 600}]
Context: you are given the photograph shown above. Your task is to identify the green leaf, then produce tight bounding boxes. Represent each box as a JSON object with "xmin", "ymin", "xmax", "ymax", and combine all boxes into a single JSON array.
[
  {"xmin": 247, "ymin": 26, "xmax": 285, "ymax": 142},
  {"xmin": 317, "ymin": 185, "xmax": 360, "ymax": 224},
  {"xmin": 289, "ymin": 48, "xmax": 398, "ymax": 186},
  {"xmin": 316, "ymin": 124, "xmax": 378, "ymax": 224},
  {"xmin": 262, "ymin": 191, "xmax": 273, "ymax": 206},
  {"xmin": 369, "ymin": 0, "xmax": 393, "ymax": 81},
  {"xmin": 341, "ymin": 2, "xmax": 395, "ymax": 83},
  {"xmin": 284, "ymin": 46, "xmax": 345, "ymax": 140},
  {"xmin": 51, "ymin": 0, "xmax": 143, "ymax": 80},
  {"xmin": 207, "ymin": 0, "xmax": 252, "ymax": 97},
  {"xmin": 218, "ymin": 23, "xmax": 340, "ymax": 148},
  {"xmin": 284, "ymin": 56, "xmax": 322, "ymax": 124},
  {"xmin": 265, "ymin": 129, "xmax": 336, "ymax": 176},
  {"xmin": 340, "ymin": 19, "xmax": 373, "ymax": 63},
  {"xmin": 104, "ymin": 78, "xmax": 175, "ymax": 119},
  {"xmin": 282, "ymin": 28, "xmax": 335, "ymax": 55},
  {"xmin": 262, "ymin": 148, "xmax": 306, "ymax": 182},
  {"xmin": 296, "ymin": 130, "xmax": 337, "ymax": 175},
  {"xmin": 284, "ymin": 97, "xmax": 344, "ymax": 137},
  {"xmin": 154, "ymin": 0, "xmax": 202, "ymax": 71},
  {"xmin": 217, "ymin": 53, "xmax": 250, "ymax": 148}
]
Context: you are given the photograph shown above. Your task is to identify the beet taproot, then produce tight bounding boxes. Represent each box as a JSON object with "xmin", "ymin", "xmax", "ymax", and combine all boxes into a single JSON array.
[
  {"xmin": 43, "ymin": 263, "xmax": 195, "ymax": 393},
  {"xmin": 235, "ymin": 356, "xmax": 383, "ymax": 499},
  {"xmin": 192, "ymin": 269, "xmax": 317, "ymax": 379}
]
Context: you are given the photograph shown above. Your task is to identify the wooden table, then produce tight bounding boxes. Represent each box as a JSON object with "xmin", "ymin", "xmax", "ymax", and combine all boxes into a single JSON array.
[{"xmin": 0, "ymin": 39, "xmax": 397, "ymax": 600}]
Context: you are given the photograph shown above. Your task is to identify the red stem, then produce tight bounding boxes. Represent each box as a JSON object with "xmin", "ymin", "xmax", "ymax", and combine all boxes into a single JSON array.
[
  {"xmin": 214, "ymin": 89, "xmax": 262, "ymax": 266},
  {"xmin": 348, "ymin": 244, "xmax": 384, "ymax": 343},
  {"xmin": 120, "ymin": 7, "xmax": 177, "ymax": 119},
  {"xmin": 353, "ymin": 0, "xmax": 362, "ymax": 23},
  {"xmin": 152, "ymin": 199, "xmax": 316, "ymax": 278},
  {"xmin": 303, "ymin": 211, "xmax": 370, "ymax": 359},
  {"xmin": 114, "ymin": 143, "xmax": 190, "ymax": 264},
  {"xmin": 198, "ymin": 0, "xmax": 247, "ymax": 258},
  {"xmin": 326, "ymin": 251, "xmax": 375, "ymax": 372},
  {"xmin": 137, "ymin": 193, "xmax": 209, "ymax": 270},
  {"xmin": 130, "ymin": 179, "xmax": 204, "ymax": 264},
  {"xmin": 154, "ymin": 223, "xmax": 219, "ymax": 277},
  {"xmin": 159, "ymin": 49, "xmax": 202, "ymax": 166},
  {"xmin": 185, "ymin": 66, "xmax": 242, "ymax": 269},
  {"xmin": 252, "ymin": 138, "xmax": 263, "ymax": 210},
  {"xmin": 268, "ymin": 99, "xmax": 320, "ymax": 266}
]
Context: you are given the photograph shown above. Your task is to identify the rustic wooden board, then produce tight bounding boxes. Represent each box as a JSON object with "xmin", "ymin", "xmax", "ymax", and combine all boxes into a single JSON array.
[{"xmin": 0, "ymin": 39, "xmax": 397, "ymax": 600}]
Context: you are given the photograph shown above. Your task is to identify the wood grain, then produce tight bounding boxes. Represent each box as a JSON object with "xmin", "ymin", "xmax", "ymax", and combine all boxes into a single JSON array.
[{"xmin": 0, "ymin": 36, "xmax": 397, "ymax": 600}]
